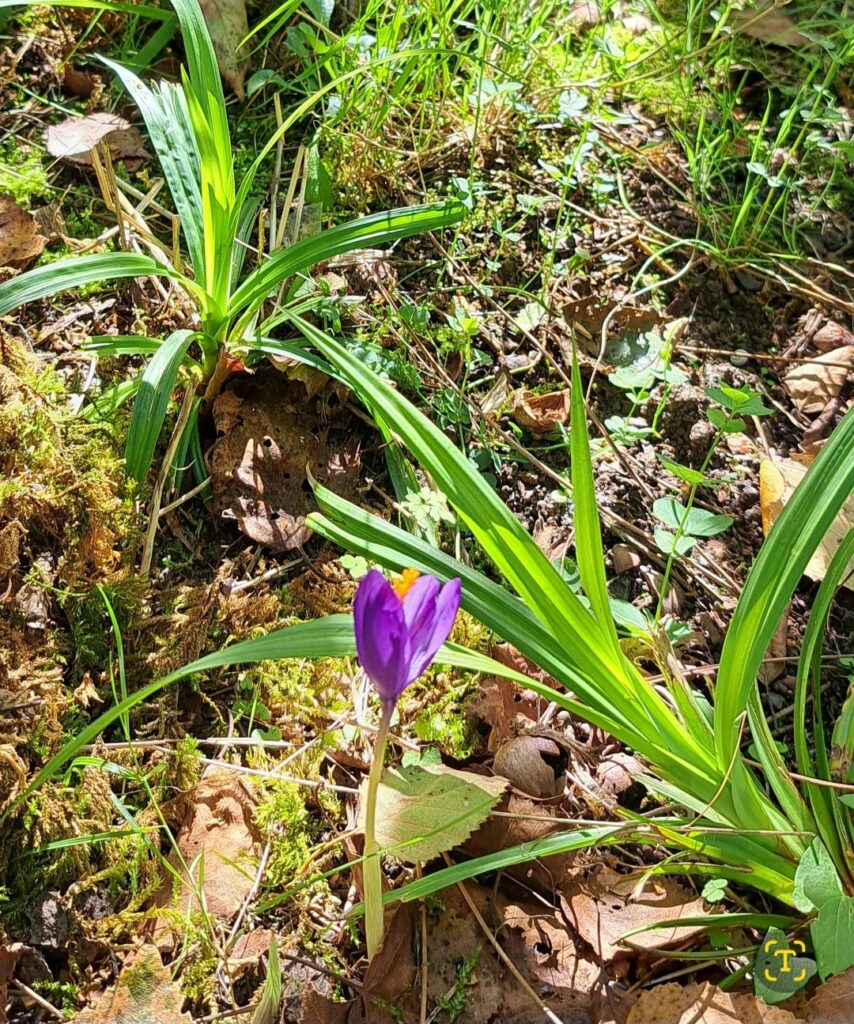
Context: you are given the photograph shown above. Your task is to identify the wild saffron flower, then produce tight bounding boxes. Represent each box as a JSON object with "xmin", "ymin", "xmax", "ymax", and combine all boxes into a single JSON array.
[
  {"xmin": 355, "ymin": 568, "xmax": 461, "ymax": 960},
  {"xmin": 354, "ymin": 569, "xmax": 461, "ymax": 708}
]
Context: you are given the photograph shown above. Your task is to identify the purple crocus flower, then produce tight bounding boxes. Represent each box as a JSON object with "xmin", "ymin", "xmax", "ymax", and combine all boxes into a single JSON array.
[{"xmin": 353, "ymin": 569, "xmax": 461, "ymax": 706}]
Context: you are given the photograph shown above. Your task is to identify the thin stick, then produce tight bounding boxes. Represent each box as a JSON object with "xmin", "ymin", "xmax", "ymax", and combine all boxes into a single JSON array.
[
  {"xmin": 141, "ymin": 386, "xmax": 197, "ymax": 576},
  {"xmin": 158, "ymin": 475, "xmax": 212, "ymax": 518},
  {"xmin": 10, "ymin": 981, "xmax": 64, "ymax": 1020},
  {"xmin": 447, "ymin": 861, "xmax": 562, "ymax": 1024}
]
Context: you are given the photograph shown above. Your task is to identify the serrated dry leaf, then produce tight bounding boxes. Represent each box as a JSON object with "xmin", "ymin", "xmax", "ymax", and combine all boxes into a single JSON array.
[
  {"xmin": 759, "ymin": 456, "xmax": 854, "ymax": 590},
  {"xmin": 0, "ymin": 195, "xmax": 47, "ymax": 269},
  {"xmin": 626, "ymin": 981, "xmax": 800, "ymax": 1023},
  {"xmin": 565, "ymin": 867, "xmax": 707, "ymax": 961},
  {"xmin": 731, "ymin": 1, "xmax": 810, "ymax": 47},
  {"xmin": 200, "ymin": 0, "xmax": 249, "ymax": 97},
  {"xmin": 784, "ymin": 347, "xmax": 854, "ymax": 415},
  {"xmin": 72, "ymin": 945, "xmax": 192, "ymax": 1023},
  {"xmin": 365, "ymin": 763, "xmax": 507, "ymax": 864},
  {"xmin": 45, "ymin": 112, "xmax": 149, "ymax": 166}
]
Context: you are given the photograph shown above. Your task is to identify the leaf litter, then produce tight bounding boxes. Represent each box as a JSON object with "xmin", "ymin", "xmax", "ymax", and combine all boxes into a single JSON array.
[{"xmin": 209, "ymin": 369, "xmax": 361, "ymax": 550}]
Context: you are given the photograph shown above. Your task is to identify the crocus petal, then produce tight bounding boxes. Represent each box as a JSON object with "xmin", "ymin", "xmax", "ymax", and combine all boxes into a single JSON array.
[
  {"xmin": 353, "ymin": 570, "xmax": 409, "ymax": 704},
  {"xmin": 406, "ymin": 577, "xmax": 461, "ymax": 683},
  {"xmin": 401, "ymin": 575, "xmax": 440, "ymax": 633}
]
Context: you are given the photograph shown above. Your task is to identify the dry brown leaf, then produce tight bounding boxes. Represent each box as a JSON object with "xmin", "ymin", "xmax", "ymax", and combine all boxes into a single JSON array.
[
  {"xmin": 759, "ymin": 456, "xmax": 854, "ymax": 590},
  {"xmin": 210, "ymin": 372, "xmax": 361, "ymax": 551},
  {"xmin": 626, "ymin": 981, "xmax": 800, "ymax": 1023},
  {"xmin": 813, "ymin": 322, "xmax": 854, "ymax": 353},
  {"xmin": 511, "ymin": 389, "xmax": 570, "ymax": 435},
  {"xmin": 0, "ymin": 196, "xmax": 47, "ymax": 269},
  {"xmin": 565, "ymin": 867, "xmax": 707, "ymax": 961},
  {"xmin": 731, "ymin": 1, "xmax": 811, "ymax": 47},
  {"xmin": 150, "ymin": 772, "xmax": 260, "ymax": 948},
  {"xmin": 758, "ymin": 608, "xmax": 788, "ymax": 684},
  {"xmin": 806, "ymin": 966, "xmax": 854, "ymax": 1022},
  {"xmin": 72, "ymin": 945, "xmax": 192, "ymax": 1023},
  {"xmin": 784, "ymin": 346, "xmax": 854, "ymax": 415},
  {"xmin": 501, "ymin": 897, "xmax": 601, "ymax": 1016},
  {"xmin": 62, "ymin": 64, "xmax": 101, "ymax": 99},
  {"xmin": 412, "ymin": 885, "xmax": 598, "ymax": 1024},
  {"xmin": 467, "ymin": 659, "xmax": 543, "ymax": 752},
  {"xmin": 200, "ymin": 0, "xmax": 249, "ymax": 97},
  {"xmin": 45, "ymin": 112, "xmax": 148, "ymax": 166},
  {"xmin": 568, "ymin": 0, "xmax": 599, "ymax": 29},
  {"xmin": 493, "ymin": 734, "xmax": 567, "ymax": 798},
  {"xmin": 299, "ymin": 985, "xmax": 354, "ymax": 1024},
  {"xmin": 347, "ymin": 905, "xmax": 416, "ymax": 1024},
  {"xmin": 462, "ymin": 791, "xmax": 573, "ymax": 893}
]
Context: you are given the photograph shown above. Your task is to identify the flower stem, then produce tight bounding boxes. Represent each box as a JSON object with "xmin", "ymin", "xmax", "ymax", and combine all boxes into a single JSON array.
[{"xmin": 364, "ymin": 701, "xmax": 394, "ymax": 960}]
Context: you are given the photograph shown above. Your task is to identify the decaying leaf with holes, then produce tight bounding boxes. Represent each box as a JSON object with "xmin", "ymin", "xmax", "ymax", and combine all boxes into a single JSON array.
[
  {"xmin": 209, "ymin": 371, "xmax": 361, "ymax": 551},
  {"xmin": 150, "ymin": 771, "xmax": 260, "ymax": 951},
  {"xmin": 565, "ymin": 866, "xmax": 707, "ymax": 961}
]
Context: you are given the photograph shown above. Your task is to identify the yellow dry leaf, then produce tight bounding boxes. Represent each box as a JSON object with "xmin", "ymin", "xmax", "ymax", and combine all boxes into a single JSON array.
[{"xmin": 759, "ymin": 456, "xmax": 854, "ymax": 590}]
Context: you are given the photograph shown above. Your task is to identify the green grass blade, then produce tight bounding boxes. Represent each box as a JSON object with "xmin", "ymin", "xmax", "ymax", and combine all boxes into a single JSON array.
[
  {"xmin": 230, "ymin": 203, "xmax": 464, "ymax": 328},
  {"xmin": 101, "ymin": 58, "xmax": 206, "ymax": 286},
  {"xmin": 308, "ymin": 486, "xmax": 635, "ymax": 734},
  {"xmin": 569, "ymin": 348, "xmax": 622, "ymax": 660},
  {"xmin": 84, "ymin": 336, "xmax": 164, "ymax": 356},
  {"xmin": 0, "ymin": 253, "xmax": 166, "ymax": 316},
  {"xmin": 125, "ymin": 329, "xmax": 195, "ymax": 481},
  {"xmin": 0, "ymin": 0, "xmax": 171, "ymax": 15},
  {"xmin": 794, "ymin": 531, "xmax": 854, "ymax": 881},
  {"xmin": 381, "ymin": 824, "xmax": 628, "ymax": 906},
  {"xmin": 715, "ymin": 405, "xmax": 854, "ymax": 769},
  {"xmin": 81, "ymin": 377, "xmax": 141, "ymax": 423}
]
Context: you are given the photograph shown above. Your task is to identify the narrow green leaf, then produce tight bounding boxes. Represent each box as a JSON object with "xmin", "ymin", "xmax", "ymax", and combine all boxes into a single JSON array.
[
  {"xmin": 231, "ymin": 203, "xmax": 465, "ymax": 329},
  {"xmin": 125, "ymin": 329, "xmax": 195, "ymax": 481},
  {"xmin": 0, "ymin": 617, "xmax": 545, "ymax": 821},
  {"xmin": 569, "ymin": 350, "xmax": 623, "ymax": 664},
  {"xmin": 715, "ymin": 405, "xmax": 854, "ymax": 770},
  {"xmin": 0, "ymin": 253, "xmax": 167, "ymax": 316}
]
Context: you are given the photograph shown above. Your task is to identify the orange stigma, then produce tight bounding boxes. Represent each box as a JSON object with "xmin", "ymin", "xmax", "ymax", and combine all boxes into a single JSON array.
[{"xmin": 391, "ymin": 568, "xmax": 420, "ymax": 600}]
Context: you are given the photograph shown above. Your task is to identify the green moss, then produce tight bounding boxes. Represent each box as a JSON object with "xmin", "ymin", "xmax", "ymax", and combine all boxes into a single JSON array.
[
  {"xmin": 0, "ymin": 143, "xmax": 49, "ymax": 204},
  {"xmin": 254, "ymin": 779, "xmax": 317, "ymax": 885},
  {"xmin": 412, "ymin": 685, "xmax": 477, "ymax": 760}
]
